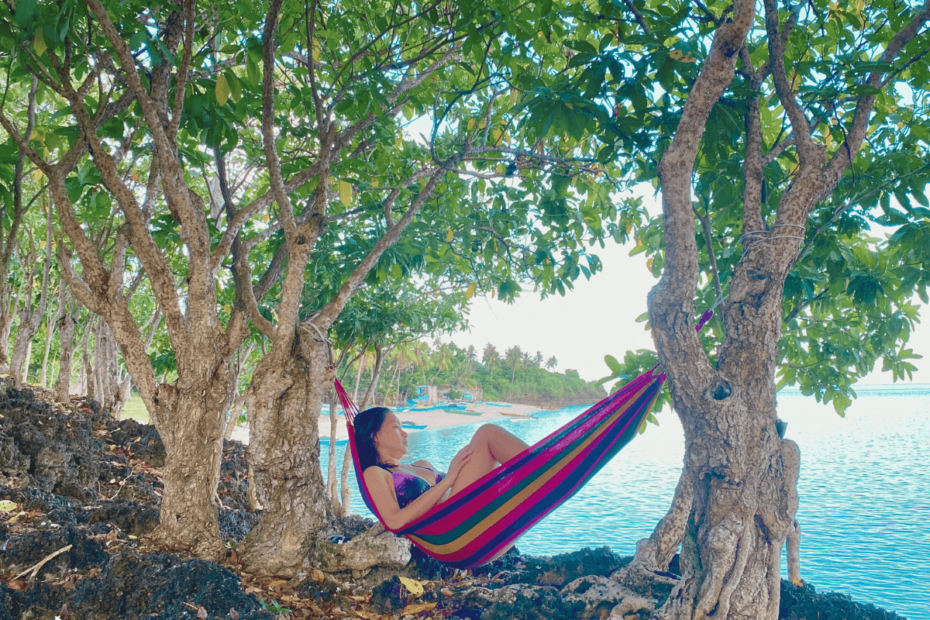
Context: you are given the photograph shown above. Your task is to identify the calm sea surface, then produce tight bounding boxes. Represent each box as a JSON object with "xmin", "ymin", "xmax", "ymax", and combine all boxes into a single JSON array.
[{"xmin": 320, "ymin": 384, "xmax": 930, "ymax": 619}]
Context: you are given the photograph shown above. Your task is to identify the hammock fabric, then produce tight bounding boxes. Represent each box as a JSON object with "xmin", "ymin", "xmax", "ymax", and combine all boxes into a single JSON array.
[{"xmin": 332, "ymin": 311, "xmax": 712, "ymax": 568}]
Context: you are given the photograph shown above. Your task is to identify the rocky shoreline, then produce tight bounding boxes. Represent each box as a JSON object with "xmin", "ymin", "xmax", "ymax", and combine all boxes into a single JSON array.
[{"xmin": 0, "ymin": 383, "xmax": 908, "ymax": 619}]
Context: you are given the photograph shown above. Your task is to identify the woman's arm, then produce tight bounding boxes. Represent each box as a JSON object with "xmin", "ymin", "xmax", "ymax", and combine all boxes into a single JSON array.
[
  {"xmin": 363, "ymin": 444, "xmax": 474, "ymax": 530},
  {"xmin": 363, "ymin": 467, "xmax": 456, "ymax": 531}
]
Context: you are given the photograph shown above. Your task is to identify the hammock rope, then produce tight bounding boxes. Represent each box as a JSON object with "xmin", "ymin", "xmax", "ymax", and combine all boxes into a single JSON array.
[{"xmin": 332, "ymin": 309, "xmax": 714, "ymax": 568}]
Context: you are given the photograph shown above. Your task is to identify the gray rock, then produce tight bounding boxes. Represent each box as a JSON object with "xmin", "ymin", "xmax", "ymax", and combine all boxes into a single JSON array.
[
  {"xmin": 609, "ymin": 595, "xmax": 654, "ymax": 619},
  {"xmin": 307, "ymin": 524, "xmax": 411, "ymax": 572},
  {"xmin": 33, "ymin": 445, "xmax": 73, "ymax": 492},
  {"xmin": 0, "ymin": 433, "xmax": 29, "ymax": 477},
  {"xmin": 562, "ymin": 575, "xmax": 650, "ymax": 614}
]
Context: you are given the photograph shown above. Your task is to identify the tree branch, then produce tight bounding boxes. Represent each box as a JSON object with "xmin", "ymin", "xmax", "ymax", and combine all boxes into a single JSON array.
[
  {"xmin": 168, "ymin": 0, "xmax": 196, "ymax": 144},
  {"xmin": 315, "ymin": 167, "xmax": 447, "ymax": 328},
  {"xmin": 262, "ymin": 0, "xmax": 298, "ymax": 236},
  {"xmin": 763, "ymin": 0, "xmax": 819, "ymax": 166},
  {"xmin": 649, "ymin": 0, "xmax": 755, "ymax": 386}
]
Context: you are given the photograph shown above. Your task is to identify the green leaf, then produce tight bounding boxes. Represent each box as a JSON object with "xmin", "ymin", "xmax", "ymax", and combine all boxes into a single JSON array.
[
  {"xmin": 224, "ymin": 70, "xmax": 242, "ymax": 101},
  {"xmin": 216, "ymin": 74, "xmax": 230, "ymax": 106},
  {"xmin": 15, "ymin": 0, "xmax": 36, "ymax": 27}
]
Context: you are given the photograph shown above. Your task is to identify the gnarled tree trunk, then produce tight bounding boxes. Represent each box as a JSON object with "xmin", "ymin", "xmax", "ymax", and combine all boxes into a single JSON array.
[
  {"xmin": 147, "ymin": 363, "xmax": 236, "ymax": 559},
  {"xmin": 240, "ymin": 336, "xmax": 334, "ymax": 575}
]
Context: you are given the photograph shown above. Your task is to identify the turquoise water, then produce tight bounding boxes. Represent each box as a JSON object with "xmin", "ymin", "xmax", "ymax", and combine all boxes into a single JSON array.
[{"xmin": 320, "ymin": 385, "xmax": 930, "ymax": 619}]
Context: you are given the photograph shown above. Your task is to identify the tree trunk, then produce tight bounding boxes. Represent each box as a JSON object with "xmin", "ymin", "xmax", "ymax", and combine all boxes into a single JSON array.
[
  {"xmin": 786, "ymin": 519, "xmax": 801, "ymax": 585},
  {"xmin": 80, "ymin": 315, "xmax": 96, "ymax": 398},
  {"xmin": 9, "ymin": 318, "xmax": 33, "ymax": 386},
  {"xmin": 388, "ymin": 359, "xmax": 400, "ymax": 406},
  {"xmin": 221, "ymin": 342, "xmax": 255, "ymax": 441},
  {"xmin": 327, "ymin": 390, "xmax": 342, "ymax": 514},
  {"xmin": 224, "ymin": 391, "xmax": 246, "ymax": 441},
  {"xmin": 23, "ymin": 339, "xmax": 33, "ymax": 383},
  {"xmin": 639, "ymin": 1, "xmax": 809, "ymax": 616},
  {"xmin": 146, "ymin": 370, "xmax": 236, "ymax": 561},
  {"xmin": 92, "ymin": 321, "xmax": 108, "ymax": 408},
  {"xmin": 40, "ymin": 315, "xmax": 55, "ymax": 387},
  {"xmin": 10, "ymin": 197, "xmax": 53, "ymax": 387},
  {"xmin": 55, "ymin": 293, "xmax": 79, "ymax": 402},
  {"xmin": 0, "ymin": 77, "xmax": 38, "ymax": 374},
  {"xmin": 0, "ymin": 295, "xmax": 18, "ymax": 372},
  {"xmin": 655, "ymin": 403, "xmax": 800, "ymax": 620},
  {"xmin": 651, "ymin": 243, "xmax": 803, "ymax": 620},
  {"xmin": 636, "ymin": 467, "xmax": 693, "ymax": 573},
  {"xmin": 112, "ymin": 370, "xmax": 133, "ymax": 420},
  {"xmin": 92, "ymin": 320, "xmax": 121, "ymax": 413},
  {"xmin": 239, "ymin": 336, "xmax": 334, "ymax": 576},
  {"xmin": 10, "ymin": 304, "xmax": 40, "ymax": 387}
]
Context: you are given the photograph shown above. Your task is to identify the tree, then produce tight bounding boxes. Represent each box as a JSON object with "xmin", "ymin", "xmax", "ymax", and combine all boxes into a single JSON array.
[
  {"xmin": 7, "ymin": 199, "xmax": 53, "ymax": 387},
  {"xmin": 545, "ymin": 355, "xmax": 557, "ymax": 370},
  {"xmin": 532, "ymin": 350, "xmax": 544, "ymax": 368},
  {"xmin": 503, "ymin": 344, "xmax": 524, "ymax": 383},
  {"xmin": 567, "ymin": 0, "xmax": 930, "ymax": 617},
  {"xmin": 0, "ymin": 76, "xmax": 38, "ymax": 374}
]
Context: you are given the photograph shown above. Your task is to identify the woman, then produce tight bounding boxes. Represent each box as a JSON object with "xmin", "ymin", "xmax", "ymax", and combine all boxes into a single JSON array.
[{"xmin": 356, "ymin": 407, "xmax": 530, "ymax": 531}]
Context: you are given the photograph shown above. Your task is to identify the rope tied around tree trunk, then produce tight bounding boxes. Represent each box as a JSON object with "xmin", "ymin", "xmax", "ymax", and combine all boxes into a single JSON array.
[{"xmin": 739, "ymin": 223, "xmax": 807, "ymax": 244}]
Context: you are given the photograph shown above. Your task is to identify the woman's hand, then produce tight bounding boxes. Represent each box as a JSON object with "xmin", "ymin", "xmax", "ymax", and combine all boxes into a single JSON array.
[{"xmin": 445, "ymin": 444, "xmax": 474, "ymax": 485}]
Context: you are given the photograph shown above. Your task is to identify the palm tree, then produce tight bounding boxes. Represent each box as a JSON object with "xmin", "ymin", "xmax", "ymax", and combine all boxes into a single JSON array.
[
  {"xmin": 504, "ymin": 345, "xmax": 524, "ymax": 383},
  {"xmin": 545, "ymin": 355, "xmax": 558, "ymax": 370},
  {"xmin": 431, "ymin": 342, "xmax": 454, "ymax": 383},
  {"xmin": 483, "ymin": 343, "xmax": 499, "ymax": 380}
]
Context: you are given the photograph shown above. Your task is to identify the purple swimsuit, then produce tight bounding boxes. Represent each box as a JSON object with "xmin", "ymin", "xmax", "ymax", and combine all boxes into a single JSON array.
[{"xmin": 380, "ymin": 465, "xmax": 446, "ymax": 508}]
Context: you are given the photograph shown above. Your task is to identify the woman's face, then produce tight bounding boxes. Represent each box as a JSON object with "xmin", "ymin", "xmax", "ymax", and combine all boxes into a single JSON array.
[{"xmin": 374, "ymin": 412, "xmax": 408, "ymax": 462}]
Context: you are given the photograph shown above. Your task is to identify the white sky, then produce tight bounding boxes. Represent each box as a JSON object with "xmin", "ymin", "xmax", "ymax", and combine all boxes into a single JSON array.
[{"xmin": 445, "ymin": 191, "xmax": 930, "ymax": 386}]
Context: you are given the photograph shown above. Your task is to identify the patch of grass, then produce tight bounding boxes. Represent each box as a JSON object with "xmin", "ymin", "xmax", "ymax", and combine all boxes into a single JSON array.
[{"xmin": 120, "ymin": 398, "xmax": 150, "ymax": 424}]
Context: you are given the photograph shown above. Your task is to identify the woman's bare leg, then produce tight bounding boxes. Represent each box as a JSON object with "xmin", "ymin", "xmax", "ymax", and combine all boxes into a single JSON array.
[{"xmin": 448, "ymin": 424, "xmax": 529, "ymax": 496}]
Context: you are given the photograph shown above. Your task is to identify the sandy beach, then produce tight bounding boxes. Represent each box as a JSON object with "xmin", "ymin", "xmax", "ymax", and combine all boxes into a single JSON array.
[{"xmin": 230, "ymin": 401, "xmax": 539, "ymax": 444}]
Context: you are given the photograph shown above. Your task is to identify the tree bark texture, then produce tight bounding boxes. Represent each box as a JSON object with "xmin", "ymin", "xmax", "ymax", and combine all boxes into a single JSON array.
[
  {"xmin": 0, "ymin": 294, "xmax": 19, "ymax": 373},
  {"xmin": 39, "ymin": 313, "xmax": 55, "ymax": 387},
  {"xmin": 224, "ymin": 392, "xmax": 246, "ymax": 441},
  {"xmin": 146, "ymin": 362, "xmax": 236, "ymax": 560},
  {"xmin": 55, "ymin": 281, "xmax": 79, "ymax": 402},
  {"xmin": 78, "ymin": 314, "xmax": 96, "ymax": 398},
  {"xmin": 786, "ymin": 519, "xmax": 801, "ymax": 585},
  {"xmin": 91, "ymin": 320, "xmax": 121, "ymax": 413},
  {"xmin": 239, "ymin": 336, "xmax": 334, "ymax": 576}
]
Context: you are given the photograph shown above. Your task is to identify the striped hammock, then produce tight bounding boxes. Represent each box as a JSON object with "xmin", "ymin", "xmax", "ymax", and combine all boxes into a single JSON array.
[{"xmin": 333, "ymin": 368, "xmax": 666, "ymax": 569}]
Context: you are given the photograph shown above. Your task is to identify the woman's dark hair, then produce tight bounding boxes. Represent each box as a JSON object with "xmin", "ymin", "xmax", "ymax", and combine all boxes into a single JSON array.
[{"xmin": 354, "ymin": 407, "xmax": 391, "ymax": 470}]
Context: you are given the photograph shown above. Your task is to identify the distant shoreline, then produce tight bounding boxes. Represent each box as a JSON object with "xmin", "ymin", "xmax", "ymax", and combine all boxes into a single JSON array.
[
  {"xmin": 230, "ymin": 400, "xmax": 545, "ymax": 444},
  {"xmin": 779, "ymin": 382, "xmax": 930, "ymax": 396}
]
